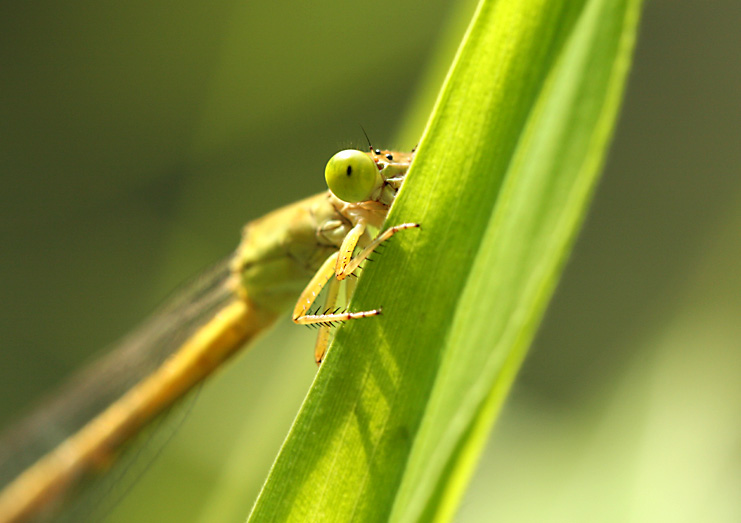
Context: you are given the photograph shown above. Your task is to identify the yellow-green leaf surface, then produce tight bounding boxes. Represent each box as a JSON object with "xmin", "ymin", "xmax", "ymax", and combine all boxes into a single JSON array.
[{"xmin": 249, "ymin": 0, "xmax": 642, "ymax": 520}]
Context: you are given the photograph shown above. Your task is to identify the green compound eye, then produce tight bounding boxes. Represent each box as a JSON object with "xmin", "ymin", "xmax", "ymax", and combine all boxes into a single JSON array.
[{"xmin": 325, "ymin": 149, "xmax": 380, "ymax": 203}]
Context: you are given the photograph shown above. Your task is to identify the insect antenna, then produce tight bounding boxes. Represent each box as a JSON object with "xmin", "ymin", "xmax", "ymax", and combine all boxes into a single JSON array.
[{"xmin": 360, "ymin": 125, "xmax": 374, "ymax": 153}]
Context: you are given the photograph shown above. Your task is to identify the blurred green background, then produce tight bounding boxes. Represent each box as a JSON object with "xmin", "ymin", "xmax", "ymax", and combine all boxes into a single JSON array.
[{"xmin": 1, "ymin": 1, "xmax": 739, "ymax": 521}]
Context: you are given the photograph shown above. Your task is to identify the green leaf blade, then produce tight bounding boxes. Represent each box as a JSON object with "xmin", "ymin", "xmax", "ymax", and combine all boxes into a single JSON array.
[
  {"xmin": 248, "ymin": 0, "xmax": 642, "ymax": 520},
  {"xmin": 392, "ymin": 0, "xmax": 644, "ymax": 519}
]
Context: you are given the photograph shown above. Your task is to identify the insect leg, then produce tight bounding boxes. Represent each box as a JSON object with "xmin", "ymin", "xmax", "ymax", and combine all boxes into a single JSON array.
[
  {"xmin": 313, "ymin": 274, "xmax": 340, "ymax": 365},
  {"xmin": 334, "ymin": 222, "xmax": 366, "ymax": 280},
  {"xmin": 292, "ymin": 252, "xmax": 339, "ymax": 322},
  {"xmin": 293, "ymin": 221, "xmax": 419, "ymax": 365},
  {"xmin": 293, "ymin": 252, "xmax": 382, "ymax": 327},
  {"xmin": 336, "ymin": 222, "xmax": 420, "ymax": 279}
]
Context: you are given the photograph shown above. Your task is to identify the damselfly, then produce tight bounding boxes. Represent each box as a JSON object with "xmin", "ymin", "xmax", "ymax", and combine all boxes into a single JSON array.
[{"xmin": 0, "ymin": 146, "xmax": 418, "ymax": 523}]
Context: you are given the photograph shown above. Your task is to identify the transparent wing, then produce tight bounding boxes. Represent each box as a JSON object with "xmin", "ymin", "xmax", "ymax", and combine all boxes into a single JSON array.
[{"xmin": 0, "ymin": 256, "xmax": 237, "ymax": 488}]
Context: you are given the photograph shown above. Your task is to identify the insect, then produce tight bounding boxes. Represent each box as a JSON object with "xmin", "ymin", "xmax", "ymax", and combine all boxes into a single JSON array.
[{"xmin": 0, "ymin": 146, "xmax": 418, "ymax": 522}]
